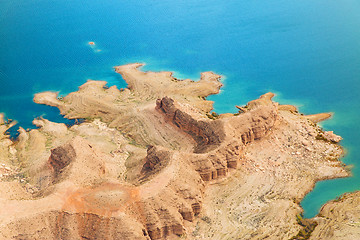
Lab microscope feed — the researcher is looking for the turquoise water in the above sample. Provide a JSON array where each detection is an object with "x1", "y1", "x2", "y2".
[{"x1": 1, "y1": 0, "x2": 360, "y2": 218}]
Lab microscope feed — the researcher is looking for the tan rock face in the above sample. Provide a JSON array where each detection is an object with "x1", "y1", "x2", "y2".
[
  {"x1": 310, "y1": 191, "x2": 360, "y2": 240},
  {"x1": 0, "y1": 64, "x2": 351, "y2": 239}
]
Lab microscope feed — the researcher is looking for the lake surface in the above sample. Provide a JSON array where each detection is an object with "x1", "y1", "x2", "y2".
[{"x1": 1, "y1": 0, "x2": 360, "y2": 218}]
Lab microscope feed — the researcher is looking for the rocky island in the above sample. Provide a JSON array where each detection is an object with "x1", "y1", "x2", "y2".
[{"x1": 0, "y1": 63, "x2": 357, "y2": 239}]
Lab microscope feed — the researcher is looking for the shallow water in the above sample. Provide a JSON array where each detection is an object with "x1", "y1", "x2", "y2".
[{"x1": 1, "y1": 0, "x2": 360, "y2": 218}]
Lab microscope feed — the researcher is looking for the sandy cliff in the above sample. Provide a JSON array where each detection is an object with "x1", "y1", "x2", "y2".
[{"x1": 0, "y1": 64, "x2": 355, "y2": 239}]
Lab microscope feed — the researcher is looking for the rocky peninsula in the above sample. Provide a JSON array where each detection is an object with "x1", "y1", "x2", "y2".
[{"x1": 0, "y1": 63, "x2": 357, "y2": 239}]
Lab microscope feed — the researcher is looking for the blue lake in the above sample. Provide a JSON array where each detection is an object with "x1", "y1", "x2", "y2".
[{"x1": 1, "y1": 0, "x2": 360, "y2": 218}]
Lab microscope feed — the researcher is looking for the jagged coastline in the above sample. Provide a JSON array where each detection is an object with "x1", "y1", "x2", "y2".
[{"x1": 0, "y1": 63, "x2": 355, "y2": 239}]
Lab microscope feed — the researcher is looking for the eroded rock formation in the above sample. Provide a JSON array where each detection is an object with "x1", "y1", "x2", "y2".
[
  {"x1": 156, "y1": 96, "x2": 225, "y2": 153},
  {"x1": 0, "y1": 64, "x2": 354, "y2": 240},
  {"x1": 49, "y1": 144, "x2": 76, "y2": 180}
]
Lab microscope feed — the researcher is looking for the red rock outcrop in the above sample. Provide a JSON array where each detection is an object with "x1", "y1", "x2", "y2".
[
  {"x1": 190, "y1": 141, "x2": 243, "y2": 181},
  {"x1": 48, "y1": 144, "x2": 76, "y2": 180},
  {"x1": 156, "y1": 97, "x2": 225, "y2": 153},
  {"x1": 1, "y1": 210, "x2": 150, "y2": 240},
  {"x1": 155, "y1": 94, "x2": 277, "y2": 182},
  {"x1": 227, "y1": 102, "x2": 278, "y2": 145},
  {"x1": 140, "y1": 145, "x2": 172, "y2": 182}
]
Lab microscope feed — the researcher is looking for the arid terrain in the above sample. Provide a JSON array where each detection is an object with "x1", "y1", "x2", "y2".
[{"x1": 0, "y1": 63, "x2": 357, "y2": 239}]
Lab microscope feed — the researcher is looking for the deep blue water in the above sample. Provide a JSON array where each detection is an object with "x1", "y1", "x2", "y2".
[{"x1": 1, "y1": 0, "x2": 360, "y2": 218}]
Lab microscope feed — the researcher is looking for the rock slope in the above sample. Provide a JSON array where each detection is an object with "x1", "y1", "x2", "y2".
[{"x1": 310, "y1": 191, "x2": 360, "y2": 240}]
